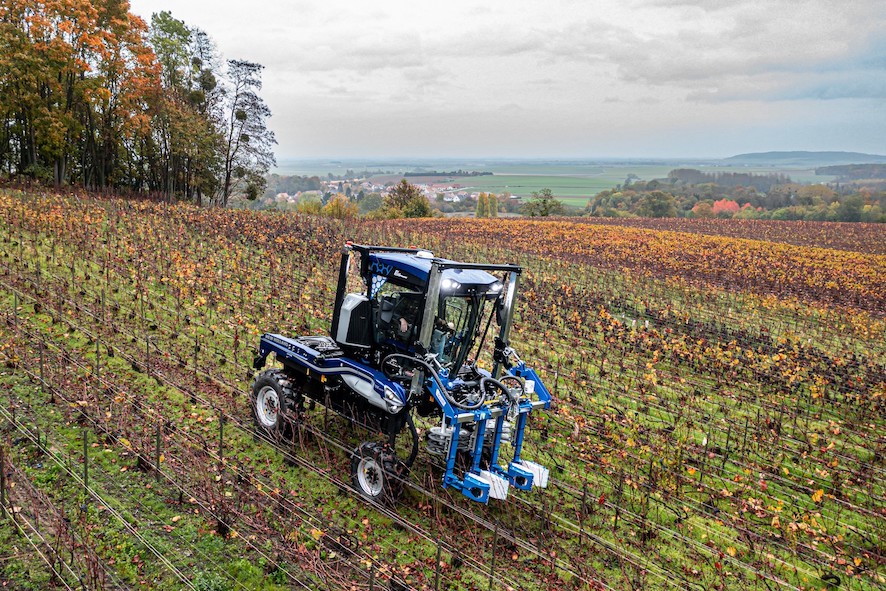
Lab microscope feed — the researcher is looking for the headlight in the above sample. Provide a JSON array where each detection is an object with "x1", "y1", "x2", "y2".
[
  {"x1": 441, "y1": 278, "x2": 461, "y2": 291},
  {"x1": 383, "y1": 385, "x2": 404, "y2": 412},
  {"x1": 490, "y1": 281, "x2": 503, "y2": 292}
]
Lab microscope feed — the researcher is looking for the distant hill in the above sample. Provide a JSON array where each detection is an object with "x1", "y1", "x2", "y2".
[
  {"x1": 724, "y1": 151, "x2": 886, "y2": 166},
  {"x1": 815, "y1": 163, "x2": 886, "y2": 181}
]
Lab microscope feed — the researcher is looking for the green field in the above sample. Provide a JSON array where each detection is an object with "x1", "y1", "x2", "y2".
[
  {"x1": 451, "y1": 173, "x2": 660, "y2": 200},
  {"x1": 276, "y1": 159, "x2": 837, "y2": 205}
]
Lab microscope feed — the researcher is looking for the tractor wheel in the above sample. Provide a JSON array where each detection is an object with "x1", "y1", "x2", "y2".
[
  {"x1": 350, "y1": 442, "x2": 405, "y2": 503},
  {"x1": 250, "y1": 369, "x2": 300, "y2": 442}
]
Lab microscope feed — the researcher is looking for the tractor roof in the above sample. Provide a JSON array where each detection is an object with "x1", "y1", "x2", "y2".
[{"x1": 368, "y1": 251, "x2": 501, "y2": 291}]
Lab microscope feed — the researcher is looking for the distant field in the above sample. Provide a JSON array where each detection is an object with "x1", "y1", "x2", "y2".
[
  {"x1": 450, "y1": 173, "x2": 650, "y2": 198},
  {"x1": 279, "y1": 159, "x2": 837, "y2": 202},
  {"x1": 370, "y1": 166, "x2": 677, "y2": 201}
]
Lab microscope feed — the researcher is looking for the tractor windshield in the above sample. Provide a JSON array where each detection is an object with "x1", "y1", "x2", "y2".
[{"x1": 431, "y1": 294, "x2": 497, "y2": 371}]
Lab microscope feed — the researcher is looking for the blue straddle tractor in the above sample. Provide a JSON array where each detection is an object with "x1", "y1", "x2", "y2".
[{"x1": 250, "y1": 243, "x2": 551, "y2": 504}]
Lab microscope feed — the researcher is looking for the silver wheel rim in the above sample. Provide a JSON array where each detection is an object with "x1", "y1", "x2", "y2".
[
  {"x1": 256, "y1": 385, "x2": 280, "y2": 428},
  {"x1": 357, "y1": 457, "x2": 384, "y2": 497}
]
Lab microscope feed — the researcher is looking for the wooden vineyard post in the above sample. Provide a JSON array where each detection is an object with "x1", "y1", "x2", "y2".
[
  {"x1": 488, "y1": 522, "x2": 498, "y2": 591},
  {"x1": 218, "y1": 411, "x2": 224, "y2": 470},
  {"x1": 39, "y1": 340, "x2": 44, "y2": 397},
  {"x1": 155, "y1": 424, "x2": 162, "y2": 481},
  {"x1": 614, "y1": 468, "x2": 624, "y2": 532},
  {"x1": 82, "y1": 430, "x2": 89, "y2": 498},
  {"x1": 192, "y1": 334, "x2": 199, "y2": 404},
  {"x1": 699, "y1": 431, "x2": 710, "y2": 486},
  {"x1": 754, "y1": 407, "x2": 761, "y2": 451},
  {"x1": 776, "y1": 402, "x2": 785, "y2": 444},
  {"x1": 0, "y1": 444, "x2": 6, "y2": 519},
  {"x1": 721, "y1": 423, "x2": 732, "y2": 470},
  {"x1": 434, "y1": 540, "x2": 442, "y2": 591}
]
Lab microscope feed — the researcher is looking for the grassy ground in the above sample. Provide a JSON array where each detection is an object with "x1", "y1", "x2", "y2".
[{"x1": 0, "y1": 189, "x2": 882, "y2": 590}]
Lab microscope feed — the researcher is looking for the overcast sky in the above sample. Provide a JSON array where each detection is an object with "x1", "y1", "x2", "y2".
[{"x1": 128, "y1": 0, "x2": 885, "y2": 160}]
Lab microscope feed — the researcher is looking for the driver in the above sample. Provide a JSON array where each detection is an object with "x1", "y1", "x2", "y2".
[
  {"x1": 393, "y1": 295, "x2": 420, "y2": 343},
  {"x1": 430, "y1": 317, "x2": 456, "y2": 358}
]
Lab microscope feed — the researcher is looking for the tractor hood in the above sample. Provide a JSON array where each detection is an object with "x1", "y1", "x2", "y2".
[{"x1": 368, "y1": 252, "x2": 502, "y2": 295}]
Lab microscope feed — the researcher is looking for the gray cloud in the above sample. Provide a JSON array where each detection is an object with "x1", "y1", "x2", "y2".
[{"x1": 130, "y1": 0, "x2": 886, "y2": 158}]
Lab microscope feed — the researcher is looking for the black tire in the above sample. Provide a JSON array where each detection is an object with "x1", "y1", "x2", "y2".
[
  {"x1": 350, "y1": 442, "x2": 405, "y2": 503},
  {"x1": 250, "y1": 369, "x2": 300, "y2": 442}
]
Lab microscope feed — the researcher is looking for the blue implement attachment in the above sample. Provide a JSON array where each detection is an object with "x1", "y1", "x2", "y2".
[{"x1": 427, "y1": 359, "x2": 552, "y2": 503}]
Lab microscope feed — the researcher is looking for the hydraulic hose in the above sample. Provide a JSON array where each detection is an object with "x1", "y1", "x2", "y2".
[
  {"x1": 381, "y1": 353, "x2": 488, "y2": 411},
  {"x1": 479, "y1": 376, "x2": 521, "y2": 412},
  {"x1": 404, "y1": 412, "x2": 419, "y2": 468}
]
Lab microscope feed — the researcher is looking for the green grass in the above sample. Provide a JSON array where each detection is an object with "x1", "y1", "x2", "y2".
[{"x1": 0, "y1": 190, "x2": 882, "y2": 590}]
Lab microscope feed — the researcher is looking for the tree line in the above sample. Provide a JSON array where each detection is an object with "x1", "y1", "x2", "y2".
[
  {"x1": 587, "y1": 171, "x2": 885, "y2": 222},
  {"x1": 668, "y1": 169, "x2": 790, "y2": 193},
  {"x1": 0, "y1": 1, "x2": 275, "y2": 206}
]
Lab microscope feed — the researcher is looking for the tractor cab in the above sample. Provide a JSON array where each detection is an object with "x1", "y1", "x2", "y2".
[{"x1": 331, "y1": 245, "x2": 507, "y2": 376}]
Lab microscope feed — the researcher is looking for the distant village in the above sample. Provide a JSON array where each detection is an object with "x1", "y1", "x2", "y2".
[{"x1": 267, "y1": 175, "x2": 519, "y2": 208}]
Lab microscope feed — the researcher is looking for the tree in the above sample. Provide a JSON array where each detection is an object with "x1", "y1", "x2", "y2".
[
  {"x1": 636, "y1": 191, "x2": 677, "y2": 218},
  {"x1": 522, "y1": 188, "x2": 564, "y2": 217},
  {"x1": 690, "y1": 201, "x2": 715, "y2": 218},
  {"x1": 150, "y1": 11, "x2": 191, "y2": 89},
  {"x1": 711, "y1": 198, "x2": 740, "y2": 217},
  {"x1": 295, "y1": 195, "x2": 322, "y2": 215},
  {"x1": 475, "y1": 192, "x2": 499, "y2": 218},
  {"x1": 148, "y1": 12, "x2": 222, "y2": 203},
  {"x1": 834, "y1": 195, "x2": 864, "y2": 222},
  {"x1": 383, "y1": 179, "x2": 433, "y2": 218},
  {"x1": 322, "y1": 194, "x2": 358, "y2": 219},
  {"x1": 358, "y1": 192, "x2": 383, "y2": 215},
  {"x1": 219, "y1": 59, "x2": 276, "y2": 206},
  {"x1": 0, "y1": 2, "x2": 276, "y2": 206},
  {"x1": 476, "y1": 192, "x2": 487, "y2": 217},
  {"x1": 0, "y1": 0, "x2": 159, "y2": 186}
]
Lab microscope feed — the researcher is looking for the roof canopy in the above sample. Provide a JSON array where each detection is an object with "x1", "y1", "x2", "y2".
[{"x1": 367, "y1": 252, "x2": 501, "y2": 292}]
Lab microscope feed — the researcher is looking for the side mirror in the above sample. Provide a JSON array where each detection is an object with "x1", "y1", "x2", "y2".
[
  {"x1": 493, "y1": 336, "x2": 512, "y2": 369},
  {"x1": 495, "y1": 297, "x2": 505, "y2": 326}
]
